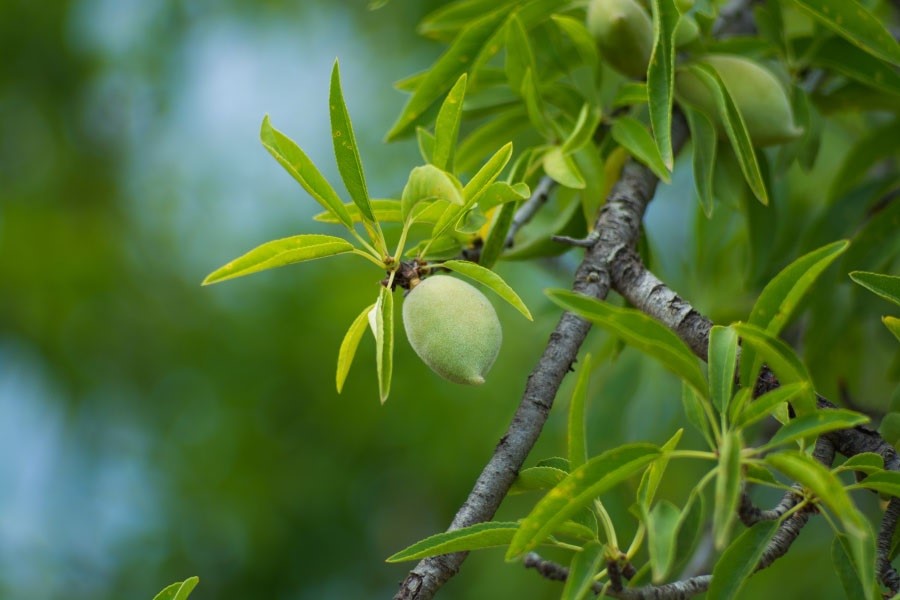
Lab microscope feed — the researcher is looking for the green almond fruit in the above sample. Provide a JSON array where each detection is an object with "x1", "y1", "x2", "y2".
[
  {"x1": 402, "y1": 275, "x2": 502, "y2": 385},
  {"x1": 676, "y1": 54, "x2": 803, "y2": 147},
  {"x1": 587, "y1": 0, "x2": 654, "y2": 79}
]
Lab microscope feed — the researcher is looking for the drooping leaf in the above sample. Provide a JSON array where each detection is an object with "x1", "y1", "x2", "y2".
[
  {"x1": 760, "y1": 409, "x2": 869, "y2": 451},
  {"x1": 648, "y1": 0, "x2": 679, "y2": 170},
  {"x1": 787, "y1": 0, "x2": 900, "y2": 66},
  {"x1": 713, "y1": 429, "x2": 742, "y2": 549},
  {"x1": 707, "y1": 521, "x2": 779, "y2": 600},
  {"x1": 202, "y1": 235, "x2": 355, "y2": 285},
  {"x1": 646, "y1": 501, "x2": 681, "y2": 583},
  {"x1": 568, "y1": 353, "x2": 593, "y2": 471},
  {"x1": 560, "y1": 541, "x2": 604, "y2": 600},
  {"x1": 330, "y1": 61, "x2": 374, "y2": 222},
  {"x1": 432, "y1": 74, "x2": 468, "y2": 171},
  {"x1": 708, "y1": 325, "x2": 738, "y2": 416},
  {"x1": 336, "y1": 302, "x2": 376, "y2": 393},
  {"x1": 152, "y1": 577, "x2": 199, "y2": 600},
  {"x1": 376, "y1": 286, "x2": 394, "y2": 404},
  {"x1": 506, "y1": 444, "x2": 660, "y2": 559},
  {"x1": 546, "y1": 290, "x2": 708, "y2": 398},
  {"x1": 440, "y1": 260, "x2": 532, "y2": 319},
  {"x1": 850, "y1": 271, "x2": 900, "y2": 307},
  {"x1": 387, "y1": 521, "x2": 519, "y2": 562},
  {"x1": 684, "y1": 106, "x2": 717, "y2": 217},
  {"x1": 260, "y1": 116, "x2": 353, "y2": 229},
  {"x1": 610, "y1": 116, "x2": 671, "y2": 183}
]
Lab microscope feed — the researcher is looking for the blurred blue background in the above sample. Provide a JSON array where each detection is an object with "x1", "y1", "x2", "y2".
[{"x1": 1, "y1": 1, "x2": 897, "y2": 599}]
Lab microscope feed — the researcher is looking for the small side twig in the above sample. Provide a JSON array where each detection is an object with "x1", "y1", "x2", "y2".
[{"x1": 504, "y1": 175, "x2": 556, "y2": 248}]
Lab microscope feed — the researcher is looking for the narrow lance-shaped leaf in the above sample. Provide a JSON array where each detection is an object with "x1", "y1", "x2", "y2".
[
  {"x1": 734, "y1": 382, "x2": 810, "y2": 428},
  {"x1": 568, "y1": 353, "x2": 593, "y2": 471},
  {"x1": 682, "y1": 383, "x2": 717, "y2": 449},
  {"x1": 260, "y1": 116, "x2": 353, "y2": 229},
  {"x1": 646, "y1": 501, "x2": 681, "y2": 583},
  {"x1": 561, "y1": 104, "x2": 603, "y2": 155},
  {"x1": 432, "y1": 74, "x2": 467, "y2": 171},
  {"x1": 884, "y1": 316, "x2": 900, "y2": 343},
  {"x1": 506, "y1": 444, "x2": 660, "y2": 559},
  {"x1": 546, "y1": 290, "x2": 708, "y2": 399},
  {"x1": 648, "y1": 0, "x2": 679, "y2": 170},
  {"x1": 505, "y1": 14, "x2": 538, "y2": 94},
  {"x1": 611, "y1": 116, "x2": 671, "y2": 183},
  {"x1": 708, "y1": 325, "x2": 738, "y2": 417},
  {"x1": 330, "y1": 60, "x2": 374, "y2": 223},
  {"x1": 386, "y1": 522, "x2": 520, "y2": 562},
  {"x1": 315, "y1": 199, "x2": 405, "y2": 225},
  {"x1": 713, "y1": 429, "x2": 742, "y2": 549},
  {"x1": 336, "y1": 302, "x2": 376, "y2": 393},
  {"x1": 639, "y1": 428, "x2": 684, "y2": 508},
  {"x1": 203, "y1": 235, "x2": 355, "y2": 285},
  {"x1": 521, "y1": 68, "x2": 552, "y2": 137},
  {"x1": 153, "y1": 577, "x2": 200, "y2": 600},
  {"x1": 682, "y1": 64, "x2": 767, "y2": 205},
  {"x1": 440, "y1": 260, "x2": 532, "y2": 320},
  {"x1": 850, "y1": 271, "x2": 900, "y2": 307},
  {"x1": 684, "y1": 106, "x2": 717, "y2": 217},
  {"x1": 417, "y1": 126, "x2": 436, "y2": 164},
  {"x1": 561, "y1": 541, "x2": 605, "y2": 600},
  {"x1": 760, "y1": 409, "x2": 869, "y2": 452},
  {"x1": 832, "y1": 533, "x2": 867, "y2": 600},
  {"x1": 787, "y1": 0, "x2": 900, "y2": 66},
  {"x1": 707, "y1": 521, "x2": 779, "y2": 600},
  {"x1": 550, "y1": 14, "x2": 598, "y2": 68},
  {"x1": 375, "y1": 286, "x2": 394, "y2": 404}
]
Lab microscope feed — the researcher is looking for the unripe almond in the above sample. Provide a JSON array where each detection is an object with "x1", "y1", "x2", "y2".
[
  {"x1": 402, "y1": 275, "x2": 501, "y2": 385},
  {"x1": 587, "y1": 0, "x2": 654, "y2": 79},
  {"x1": 676, "y1": 54, "x2": 803, "y2": 147}
]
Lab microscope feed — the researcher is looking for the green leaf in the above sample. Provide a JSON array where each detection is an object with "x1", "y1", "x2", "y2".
[
  {"x1": 388, "y1": 11, "x2": 506, "y2": 140},
  {"x1": 152, "y1": 577, "x2": 199, "y2": 600},
  {"x1": 457, "y1": 107, "x2": 529, "y2": 174},
  {"x1": 203, "y1": 235, "x2": 355, "y2": 285},
  {"x1": 802, "y1": 36, "x2": 900, "y2": 97},
  {"x1": 568, "y1": 353, "x2": 593, "y2": 472},
  {"x1": 505, "y1": 14, "x2": 538, "y2": 94},
  {"x1": 613, "y1": 82, "x2": 649, "y2": 107},
  {"x1": 551, "y1": 14, "x2": 599, "y2": 68},
  {"x1": 506, "y1": 444, "x2": 660, "y2": 559},
  {"x1": 732, "y1": 323, "x2": 816, "y2": 416},
  {"x1": 639, "y1": 429, "x2": 684, "y2": 508},
  {"x1": 672, "y1": 489, "x2": 706, "y2": 575},
  {"x1": 835, "y1": 452, "x2": 884, "y2": 475},
  {"x1": 543, "y1": 147, "x2": 586, "y2": 189},
  {"x1": 681, "y1": 64, "x2": 767, "y2": 204},
  {"x1": 561, "y1": 104, "x2": 602, "y2": 154},
  {"x1": 521, "y1": 68, "x2": 552, "y2": 136},
  {"x1": 546, "y1": 290, "x2": 708, "y2": 398},
  {"x1": 463, "y1": 142, "x2": 514, "y2": 205},
  {"x1": 832, "y1": 533, "x2": 867, "y2": 600},
  {"x1": 336, "y1": 302, "x2": 376, "y2": 393},
  {"x1": 375, "y1": 286, "x2": 394, "y2": 404},
  {"x1": 610, "y1": 116, "x2": 671, "y2": 183},
  {"x1": 885, "y1": 316, "x2": 900, "y2": 343},
  {"x1": 734, "y1": 382, "x2": 810, "y2": 428},
  {"x1": 853, "y1": 471, "x2": 900, "y2": 497},
  {"x1": 648, "y1": 0, "x2": 679, "y2": 170},
  {"x1": 417, "y1": 0, "x2": 519, "y2": 41},
  {"x1": 684, "y1": 106, "x2": 717, "y2": 217},
  {"x1": 560, "y1": 541, "x2": 604, "y2": 600},
  {"x1": 713, "y1": 429, "x2": 742, "y2": 549},
  {"x1": 477, "y1": 181, "x2": 530, "y2": 213},
  {"x1": 829, "y1": 120, "x2": 900, "y2": 202},
  {"x1": 259, "y1": 116, "x2": 353, "y2": 229},
  {"x1": 708, "y1": 325, "x2": 738, "y2": 417},
  {"x1": 401, "y1": 165, "x2": 464, "y2": 220},
  {"x1": 682, "y1": 383, "x2": 716, "y2": 449},
  {"x1": 481, "y1": 202, "x2": 517, "y2": 269},
  {"x1": 537, "y1": 456, "x2": 571, "y2": 471},
  {"x1": 510, "y1": 466, "x2": 568, "y2": 494},
  {"x1": 850, "y1": 271, "x2": 900, "y2": 307},
  {"x1": 330, "y1": 61, "x2": 373, "y2": 222},
  {"x1": 708, "y1": 521, "x2": 778, "y2": 600},
  {"x1": 417, "y1": 126, "x2": 436, "y2": 163},
  {"x1": 387, "y1": 521, "x2": 519, "y2": 562},
  {"x1": 749, "y1": 241, "x2": 850, "y2": 332},
  {"x1": 440, "y1": 260, "x2": 532, "y2": 320},
  {"x1": 433, "y1": 74, "x2": 468, "y2": 171},
  {"x1": 314, "y1": 199, "x2": 403, "y2": 224},
  {"x1": 646, "y1": 501, "x2": 681, "y2": 582},
  {"x1": 787, "y1": 0, "x2": 900, "y2": 66},
  {"x1": 760, "y1": 409, "x2": 869, "y2": 452}
]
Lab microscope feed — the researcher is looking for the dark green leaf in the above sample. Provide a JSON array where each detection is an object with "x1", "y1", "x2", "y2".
[
  {"x1": 433, "y1": 74, "x2": 467, "y2": 171},
  {"x1": 387, "y1": 521, "x2": 519, "y2": 562},
  {"x1": 537, "y1": 456, "x2": 571, "y2": 471},
  {"x1": 836, "y1": 453, "x2": 884, "y2": 475},
  {"x1": 761, "y1": 409, "x2": 869, "y2": 451},
  {"x1": 648, "y1": 0, "x2": 679, "y2": 170},
  {"x1": 521, "y1": 68, "x2": 552, "y2": 136},
  {"x1": 505, "y1": 15, "x2": 538, "y2": 94},
  {"x1": 802, "y1": 36, "x2": 900, "y2": 97},
  {"x1": 611, "y1": 116, "x2": 671, "y2": 183},
  {"x1": 672, "y1": 489, "x2": 706, "y2": 575},
  {"x1": 546, "y1": 290, "x2": 708, "y2": 398},
  {"x1": 734, "y1": 383, "x2": 810, "y2": 428},
  {"x1": 832, "y1": 533, "x2": 867, "y2": 600},
  {"x1": 506, "y1": 444, "x2": 660, "y2": 559},
  {"x1": 510, "y1": 466, "x2": 568, "y2": 494},
  {"x1": 336, "y1": 302, "x2": 376, "y2": 393},
  {"x1": 713, "y1": 429, "x2": 742, "y2": 549},
  {"x1": 708, "y1": 521, "x2": 778, "y2": 600},
  {"x1": 646, "y1": 501, "x2": 681, "y2": 582},
  {"x1": 330, "y1": 61, "x2": 373, "y2": 222},
  {"x1": 480, "y1": 202, "x2": 517, "y2": 268},
  {"x1": 551, "y1": 14, "x2": 599, "y2": 68},
  {"x1": 639, "y1": 429, "x2": 684, "y2": 508},
  {"x1": 203, "y1": 235, "x2": 355, "y2": 285},
  {"x1": 259, "y1": 116, "x2": 352, "y2": 229},
  {"x1": 853, "y1": 471, "x2": 900, "y2": 497},
  {"x1": 708, "y1": 325, "x2": 738, "y2": 417},
  {"x1": 850, "y1": 271, "x2": 900, "y2": 307},
  {"x1": 684, "y1": 106, "x2": 717, "y2": 217},
  {"x1": 787, "y1": 0, "x2": 900, "y2": 66},
  {"x1": 561, "y1": 541, "x2": 604, "y2": 600},
  {"x1": 829, "y1": 120, "x2": 900, "y2": 202},
  {"x1": 682, "y1": 383, "x2": 717, "y2": 449},
  {"x1": 440, "y1": 260, "x2": 532, "y2": 319}
]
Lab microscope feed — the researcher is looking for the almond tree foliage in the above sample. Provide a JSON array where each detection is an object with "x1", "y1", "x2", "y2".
[{"x1": 161, "y1": 0, "x2": 899, "y2": 598}]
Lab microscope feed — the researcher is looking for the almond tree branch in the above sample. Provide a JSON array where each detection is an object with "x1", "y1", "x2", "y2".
[{"x1": 392, "y1": 118, "x2": 689, "y2": 600}]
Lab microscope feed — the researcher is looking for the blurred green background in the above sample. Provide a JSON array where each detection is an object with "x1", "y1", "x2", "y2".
[{"x1": 1, "y1": 1, "x2": 897, "y2": 599}]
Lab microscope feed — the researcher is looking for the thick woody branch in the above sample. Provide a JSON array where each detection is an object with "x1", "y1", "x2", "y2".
[{"x1": 393, "y1": 120, "x2": 689, "y2": 600}]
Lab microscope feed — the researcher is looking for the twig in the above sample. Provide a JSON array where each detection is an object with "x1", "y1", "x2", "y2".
[{"x1": 504, "y1": 175, "x2": 556, "y2": 248}]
